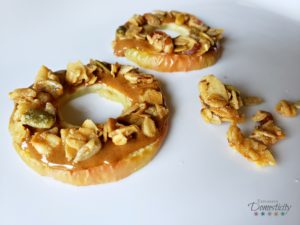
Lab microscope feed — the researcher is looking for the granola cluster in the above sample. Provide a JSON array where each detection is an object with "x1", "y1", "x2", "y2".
[
  {"x1": 275, "y1": 99, "x2": 299, "y2": 117},
  {"x1": 9, "y1": 60, "x2": 168, "y2": 164},
  {"x1": 115, "y1": 10, "x2": 223, "y2": 55},
  {"x1": 227, "y1": 111, "x2": 285, "y2": 166},
  {"x1": 199, "y1": 74, "x2": 262, "y2": 124},
  {"x1": 198, "y1": 75, "x2": 286, "y2": 167}
]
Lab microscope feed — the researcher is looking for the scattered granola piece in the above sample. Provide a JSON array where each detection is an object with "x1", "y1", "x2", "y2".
[
  {"x1": 227, "y1": 110, "x2": 284, "y2": 166},
  {"x1": 275, "y1": 100, "x2": 298, "y2": 117},
  {"x1": 227, "y1": 124, "x2": 275, "y2": 166},
  {"x1": 250, "y1": 111, "x2": 285, "y2": 145},
  {"x1": 199, "y1": 75, "x2": 261, "y2": 124}
]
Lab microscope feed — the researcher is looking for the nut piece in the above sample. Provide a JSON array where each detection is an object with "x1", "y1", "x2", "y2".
[
  {"x1": 121, "y1": 103, "x2": 144, "y2": 117},
  {"x1": 187, "y1": 15, "x2": 204, "y2": 29},
  {"x1": 206, "y1": 28, "x2": 224, "y2": 41},
  {"x1": 250, "y1": 111, "x2": 285, "y2": 146},
  {"x1": 144, "y1": 13, "x2": 161, "y2": 27},
  {"x1": 225, "y1": 85, "x2": 243, "y2": 110},
  {"x1": 21, "y1": 109, "x2": 56, "y2": 129},
  {"x1": 35, "y1": 65, "x2": 61, "y2": 83},
  {"x1": 124, "y1": 71, "x2": 154, "y2": 84},
  {"x1": 61, "y1": 120, "x2": 102, "y2": 162},
  {"x1": 251, "y1": 110, "x2": 273, "y2": 123},
  {"x1": 93, "y1": 60, "x2": 111, "y2": 74},
  {"x1": 128, "y1": 14, "x2": 145, "y2": 26},
  {"x1": 108, "y1": 125, "x2": 139, "y2": 145},
  {"x1": 210, "y1": 106, "x2": 243, "y2": 123},
  {"x1": 201, "y1": 108, "x2": 221, "y2": 125},
  {"x1": 205, "y1": 94, "x2": 228, "y2": 108},
  {"x1": 142, "y1": 116, "x2": 157, "y2": 137},
  {"x1": 31, "y1": 131, "x2": 61, "y2": 156},
  {"x1": 275, "y1": 100, "x2": 297, "y2": 117},
  {"x1": 111, "y1": 134, "x2": 128, "y2": 146},
  {"x1": 175, "y1": 13, "x2": 186, "y2": 25},
  {"x1": 174, "y1": 36, "x2": 198, "y2": 54},
  {"x1": 66, "y1": 61, "x2": 89, "y2": 85},
  {"x1": 144, "y1": 104, "x2": 169, "y2": 119},
  {"x1": 33, "y1": 65, "x2": 63, "y2": 98},
  {"x1": 146, "y1": 31, "x2": 174, "y2": 53},
  {"x1": 155, "y1": 104, "x2": 169, "y2": 119},
  {"x1": 82, "y1": 119, "x2": 99, "y2": 133},
  {"x1": 119, "y1": 103, "x2": 148, "y2": 126},
  {"x1": 103, "y1": 118, "x2": 117, "y2": 142},
  {"x1": 227, "y1": 124, "x2": 275, "y2": 166},
  {"x1": 35, "y1": 65, "x2": 51, "y2": 82},
  {"x1": 45, "y1": 102, "x2": 56, "y2": 115},
  {"x1": 73, "y1": 137, "x2": 102, "y2": 163},
  {"x1": 110, "y1": 63, "x2": 120, "y2": 77},
  {"x1": 37, "y1": 92, "x2": 52, "y2": 103},
  {"x1": 9, "y1": 88, "x2": 37, "y2": 103},
  {"x1": 34, "y1": 80, "x2": 63, "y2": 98},
  {"x1": 140, "y1": 89, "x2": 163, "y2": 105},
  {"x1": 118, "y1": 65, "x2": 135, "y2": 75},
  {"x1": 199, "y1": 75, "x2": 228, "y2": 103},
  {"x1": 125, "y1": 25, "x2": 143, "y2": 38},
  {"x1": 62, "y1": 129, "x2": 85, "y2": 161}
]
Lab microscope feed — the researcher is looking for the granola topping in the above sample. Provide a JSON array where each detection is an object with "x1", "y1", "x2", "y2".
[
  {"x1": 9, "y1": 60, "x2": 169, "y2": 168},
  {"x1": 114, "y1": 10, "x2": 223, "y2": 55}
]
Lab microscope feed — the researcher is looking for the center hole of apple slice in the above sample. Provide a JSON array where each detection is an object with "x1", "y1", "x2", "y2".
[
  {"x1": 59, "y1": 93, "x2": 123, "y2": 126},
  {"x1": 158, "y1": 23, "x2": 190, "y2": 37},
  {"x1": 57, "y1": 84, "x2": 127, "y2": 127}
]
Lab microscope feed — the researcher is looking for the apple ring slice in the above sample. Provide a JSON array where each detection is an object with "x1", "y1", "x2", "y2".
[
  {"x1": 9, "y1": 60, "x2": 169, "y2": 185},
  {"x1": 113, "y1": 10, "x2": 223, "y2": 72}
]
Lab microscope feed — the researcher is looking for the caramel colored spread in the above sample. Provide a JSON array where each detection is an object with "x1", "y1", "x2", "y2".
[
  {"x1": 24, "y1": 130, "x2": 161, "y2": 171},
  {"x1": 10, "y1": 60, "x2": 169, "y2": 171},
  {"x1": 113, "y1": 11, "x2": 223, "y2": 58},
  {"x1": 113, "y1": 39, "x2": 156, "y2": 56}
]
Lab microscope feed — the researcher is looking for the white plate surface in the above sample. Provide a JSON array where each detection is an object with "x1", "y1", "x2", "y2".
[{"x1": 0, "y1": 0, "x2": 300, "y2": 225}]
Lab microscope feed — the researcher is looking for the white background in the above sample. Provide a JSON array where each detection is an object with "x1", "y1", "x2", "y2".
[{"x1": 0, "y1": 0, "x2": 300, "y2": 225}]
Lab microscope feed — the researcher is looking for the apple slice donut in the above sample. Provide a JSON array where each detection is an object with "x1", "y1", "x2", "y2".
[
  {"x1": 113, "y1": 10, "x2": 223, "y2": 72},
  {"x1": 9, "y1": 60, "x2": 169, "y2": 185}
]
